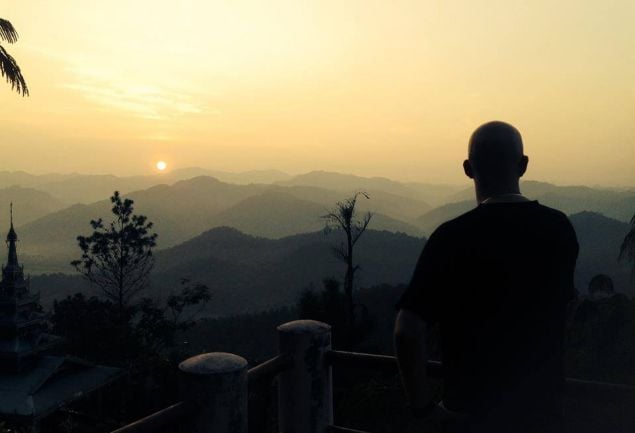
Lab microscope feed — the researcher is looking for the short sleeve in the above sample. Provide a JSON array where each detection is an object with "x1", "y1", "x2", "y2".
[{"x1": 396, "y1": 226, "x2": 450, "y2": 324}]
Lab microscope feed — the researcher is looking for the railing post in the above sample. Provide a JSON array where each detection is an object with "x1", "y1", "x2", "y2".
[
  {"x1": 277, "y1": 320, "x2": 333, "y2": 433},
  {"x1": 179, "y1": 352, "x2": 248, "y2": 433}
]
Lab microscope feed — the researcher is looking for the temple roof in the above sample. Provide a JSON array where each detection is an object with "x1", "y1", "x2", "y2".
[
  {"x1": 0, "y1": 334, "x2": 61, "y2": 357},
  {"x1": 0, "y1": 356, "x2": 121, "y2": 419},
  {"x1": 0, "y1": 204, "x2": 121, "y2": 424}
]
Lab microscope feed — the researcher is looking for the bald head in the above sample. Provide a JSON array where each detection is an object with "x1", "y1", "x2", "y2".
[{"x1": 465, "y1": 121, "x2": 527, "y2": 184}]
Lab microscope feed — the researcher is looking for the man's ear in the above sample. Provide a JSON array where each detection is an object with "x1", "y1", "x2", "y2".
[
  {"x1": 463, "y1": 159, "x2": 474, "y2": 179},
  {"x1": 518, "y1": 155, "x2": 529, "y2": 178}
]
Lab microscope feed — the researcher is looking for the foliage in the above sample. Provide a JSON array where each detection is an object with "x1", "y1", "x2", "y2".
[
  {"x1": 298, "y1": 278, "x2": 372, "y2": 348},
  {"x1": 566, "y1": 291, "x2": 635, "y2": 384},
  {"x1": 619, "y1": 213, "x2": 635, "y2": 281},
  {"x1": 298, "y1": 278, "x2": 349, "y2": 344},
  {"x1": 136, "y1": 278, "x2": 212, "y2": 353},
  {"x1": 52, "y1": 278, "x2": 211, "y2": 366},
  {"x1": 0, "y1": 18, "x2": 28, "y2": 96},
  {"x1": 180, "y1": 307, "x2": 295, "y2": 364},
  {"x1": 52, "y1": 293, "x2": 135, "y2": 363},
  {"x1": 72, "y1": 191, "x2": 158, "y2": 311},
  {"x1": 0, "y1": 421, "x2": 27, "y2": 433},
  {"x1": 322, "y1": 192, "x2": 372, "y2": 328},
  {"x1": 165, "y1": 278, "x2": 212, "y2": 326}
]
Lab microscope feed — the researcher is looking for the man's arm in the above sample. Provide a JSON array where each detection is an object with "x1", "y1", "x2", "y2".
[{"x1": 394, "y1": 309, "x2": 437, "y2": 410}]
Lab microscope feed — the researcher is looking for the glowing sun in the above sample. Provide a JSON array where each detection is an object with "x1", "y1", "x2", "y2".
[{"x1": 156, "y1": 161, "x2": 167, "y2": 171}]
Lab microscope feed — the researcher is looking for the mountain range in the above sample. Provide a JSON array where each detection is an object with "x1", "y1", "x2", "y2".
[
  {"x1": 29, "y1": 211, "x2": 633, "y2": 316},
  {"x1": 0, "y1": 168, "x2": 292, "y2": 204},
  {"x1": 13, "y1": 175, "x2": 430, "y2": 273},
  {"x1": 417, "y1": 180, "x2": 635, "y2": 235},
  {"x1": 32, "y1": 228, "x2": 425, "y2": 315},
  {"x1": 0, "y1": 186, "x2": 66, "y2": 230},
  {"x1": 0, "y1": 168, "x2": 631, "y2": 313}
]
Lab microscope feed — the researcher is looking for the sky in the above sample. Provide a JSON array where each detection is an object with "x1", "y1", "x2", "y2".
[{"x1": 1, "y1": 0, "x2": 634, "y2": 186}]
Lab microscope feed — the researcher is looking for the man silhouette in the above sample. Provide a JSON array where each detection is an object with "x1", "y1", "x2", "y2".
[{"x1": 394, "y1": 121, "x2": 579, "y2": 433}]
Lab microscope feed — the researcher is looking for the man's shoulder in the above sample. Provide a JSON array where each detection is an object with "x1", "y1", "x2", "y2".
[
  {"x1": 428, "y1": 206, "x2": 480, "y2": 239},
  {"x1": 431, "y1": 201, "x2": 573, "y2": 237},
  {"x1": 529, "y1": 202, "x2": 576, "y2": 233},
  {"x1": 530, "y1": 201, "x2": 570, "y2": 221}
]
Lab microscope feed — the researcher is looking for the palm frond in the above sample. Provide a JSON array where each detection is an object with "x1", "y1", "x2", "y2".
[
  {"x1": 0, "y1": 45, "x2": 28, "y2": 96},
  {"x1": 619, "y1": 216, "x2": 635, "y2": 281},
  {"x1": 0, "y1": 19, "x2": 19, "y2": 44}
]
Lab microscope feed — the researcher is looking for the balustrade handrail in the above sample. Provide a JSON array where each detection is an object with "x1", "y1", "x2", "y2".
[
  {"x1": 110, "y1": 320, "x2": 635, "y2": 433},
  {"x1": 326, "y1": 350, "x2": 635, "y2": 396},
  {"x1": 328, "y1": 425, "x2": 371, "y2": 433},
  {"x1": 326, "y1": 349, "x2": 443, "y2": 377},
  {"x1": 109, "y1": 401, "x2": 195, "y2": 433},
  {"x1": 109, "y1": 354, "x2": 293, "y2": 433},
  {"x1": 247, "y1": 353, "x2": 293, "y2": 385}
]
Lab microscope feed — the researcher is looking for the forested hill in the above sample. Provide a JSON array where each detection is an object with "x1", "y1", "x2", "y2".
[
  {"x1": 30, "y1": 211, "x2": 632, "y2": 316},
  {"x1": 0, "y1": 186, "x2": 66, "y2": 229},
  {"x1": 32, "y1": 228, "x2": 425, "y2": 316},
  {"x1": 419, "y1": 180, "x2": 635, "y2": 234},
  {"x1": 15, "y1": 176, "x2": 426, "y2": 273},
  {"x1": 570, "y1": 212, "x2": 632, "y2": 292},
  {"x1": 150, "y1": 227, "x2": 425, "y2": 316}
]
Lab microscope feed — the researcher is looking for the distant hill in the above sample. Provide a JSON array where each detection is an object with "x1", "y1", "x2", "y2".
[
  {"x1": 0, "y1": 168, "x2": 291, "y2": 204},
  {"x1": 15, "y1": 177, "x2": 424, "y2": 271},
  {"x1": 278, "y1": 170, "x2": 463, "y2": 207},
  {"x1": 0, "y1": 171, "x2": 75, "y2": 189},
  {"x1": 168, "y1": 167, "x2": 292, "y2": 185},
  {"x1": 569, "y1": 212, "x2": 632, "y2": 294},
  {"x1": 416, "y1": 181, "x2": 635, "y2": 235},
  {"x1": 448, "y1": 181, "x2": 635, "y2": 221},
  {"x1": 0, "y1": 171, "x2": 158, "y2": 203},
  {"x1": 17, "y1": 203, "x2": 107, "y2": 273},
  {"x1": 415, "y1": 200, "x2": 475, "y2": 235},
  {"x1": 27, "y1": 212, "x2": 633, "y2": 315},
  {"x1": 0, "y1": 186, "x2": 66, "y2": 229},
  {"x1": 17, "y1": 177, "x2": 263, "y2": 261},
  {"x1": 30, "y1": 227, "x2": 426, "y2": 315},
  {"x1": 266, "y1": 184, "x2": 431, "y2": 221},
  {"x1": 149, "y1": 227, "x2": 425, "y2": 316},
  {"x1": 209, "y1": 191, "x2": 422, "y2": 239}
]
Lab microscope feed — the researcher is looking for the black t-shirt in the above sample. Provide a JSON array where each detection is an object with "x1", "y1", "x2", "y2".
[{"x1": 397, "y1": 200, "x2": 579, "y2": 418}]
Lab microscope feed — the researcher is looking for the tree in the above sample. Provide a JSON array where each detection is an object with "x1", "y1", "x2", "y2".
[
  {"x1": 53, "y1": 277, "x2": 211, "y2": 365},
  {"x1": 322, "y1": 192, "x2": 372, "y2": 324},
  {"x1": 619, "y1": 214, "x2": 635, "y2": 281},
  {"x1": 0, "y1": 18, "x2": 28, "y2": 96},
  {"x1": 72, "y1": 191, "x2": 158, "y2": 312},
  {"x1": 298, "y1": 278, "x2": 349, "y2": 346}
]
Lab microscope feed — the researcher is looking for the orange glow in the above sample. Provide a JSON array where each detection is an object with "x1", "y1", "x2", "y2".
[{"x1": 2, "y1": 1, "x2": 634, "y2": 186}]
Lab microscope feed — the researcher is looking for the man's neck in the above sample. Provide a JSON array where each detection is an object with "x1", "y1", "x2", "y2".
[{"x1": 475, "y1": 182, "x2": 522, "y2": 204}]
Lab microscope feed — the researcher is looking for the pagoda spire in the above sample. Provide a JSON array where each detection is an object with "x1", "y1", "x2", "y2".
[{"x1": 6, "y1": 202, "x2": 19, "y2": 268}]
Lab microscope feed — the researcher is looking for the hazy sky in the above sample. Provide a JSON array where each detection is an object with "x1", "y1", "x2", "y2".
[{"x1": 1, "y1": 1, "x2": 634, "y2": 185}]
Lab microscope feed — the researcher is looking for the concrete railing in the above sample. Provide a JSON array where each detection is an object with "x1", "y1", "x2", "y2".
[{"x1": 111, "y1": 319, "x2": 635, "y2": 433}]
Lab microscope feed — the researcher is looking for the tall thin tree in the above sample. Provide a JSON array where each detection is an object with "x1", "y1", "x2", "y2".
[
  {"x1": 323, "y1": 192, "x2": 372, "y2": 322},
  {"x1": 0, "y1": 18, "x2": 28, "y2": 96}
]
